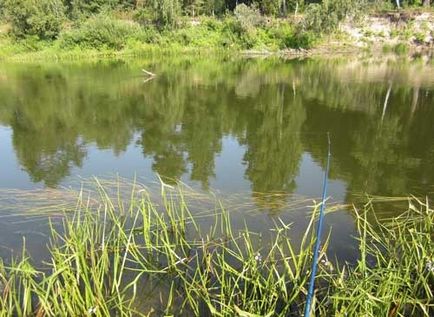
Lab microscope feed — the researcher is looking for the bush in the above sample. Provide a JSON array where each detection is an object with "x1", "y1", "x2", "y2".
[
  {"x1": 303, "y1": 3, "x2": 338, "y2": 34},
  {"x1": 292, "y1": 31, "x2": 317, "y2": 48},
  {"x1": 59, "y1": 15, "x2": 147, "y2": 49},
  {"x1": 234, "y1": 4, "x2": 264, "y2": 32},
  {"x1": 219, "y1": 16, "x2": 251, "y2": 48},
  {"x1": 394, "y1": 42, "x2": 409, "y2": 54},
  {"x1": 303, "y1": 0, "x2": 367, "y2": 34},
  {"x1": 0, "y1": 0, "x2": 4, "y2": 19},
  {"x1": 65, "y1": 0, "x2": 118, "y2": 19},
  {"x1": 133, "y1": 8, "x2": 154, "y2": 26},
  {"x1": 256, "y1": 0, "x2": 280, "y2": 16},
  {"x1": 261, "y1": 21, "x2": 290, "y2": 48},
  {"x1": 4, "y1": 0, "x2": 65, "y2": 40},
  {"x1": 202, "y1": 16, "x2": 222, "y2": 31},
  {"x1": 151, "y1": 0, "x2": 182, "y2": 29},
  {"x1": 216, "y1": 5, "x2": 267, "y2": 49}
]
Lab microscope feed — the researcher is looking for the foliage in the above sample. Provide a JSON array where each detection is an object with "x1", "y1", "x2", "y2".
[
  {"x1": 0, "y1": 0, "x2": 432, "y2": 51},
  {"x1": 0, "y1": 182, "x2": 432, "y2": 315},
  {"x1": 128, "y1": 16, "x2": 312, "y2": 50},
  {"x1": 3, "y1": 0, "x2": 65, "y2": 40},
  {"x1": 291, "y1": 30, "x2": 318, "y2": 48},
  {"x1": 59, "y1": 15, "x2": 148, "y2": 49},
  {"x1": 204, "y1": 0, "x2": 227, "y2": 15},
  {"x1": 151, "y1": 0, "x2": 182, "y2": 28},
  {"x1": 303, "y1": 0, "x2": 368, "y2": 34},
  {"x1": 234, "y1": 4, "x2": 264, "y2": 32},
  {"x1": 394, "y1": 42, "x2": 409, "y2": 54},
  {"x1": 65, "y1": 0, "x2": 112, "y2": 18},
  {"x1": 133, "y1": 7, "x2": 155, "y2": 26},
  {"x1": 64, "y1": 0, "x2": 137, "y2": 18},
  {"x1": 0, "y1": 0, "x2": 4, "y2": 19},
  {"x1": 304, "y1": 3, "x2": 334, "y2": 33}
]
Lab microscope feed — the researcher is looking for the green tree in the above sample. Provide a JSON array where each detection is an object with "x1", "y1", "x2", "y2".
[
  {"x1": 201, "y1": 0, "x2": 225, "y2": 15},
  {"x1": 183, "y1": 0, "x2": 205, "y2": 16},
  {"x1": 151, "y1": 0, "x2": 181, "y2": 28},
  {"x1": 0, "y1": 0, "x2": 4, "y2": 19},
  {"x1": 4, "y1": 0, "x2": 65, "y2": 39},
  {"x1": 64, "y1": 0, "x2": 117, "y2": 18}
]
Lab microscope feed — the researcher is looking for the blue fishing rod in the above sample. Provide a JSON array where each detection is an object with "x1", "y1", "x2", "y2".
[{"x1": 303, "y1": 133, "x2": 331, "y2": 317}]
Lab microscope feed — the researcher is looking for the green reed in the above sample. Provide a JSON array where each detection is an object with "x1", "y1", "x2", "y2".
[{"x1": 0, "y1": 182, "x2": 432, "y2": 316}]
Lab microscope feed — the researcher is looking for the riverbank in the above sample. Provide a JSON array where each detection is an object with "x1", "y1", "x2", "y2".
[
  {"x1": 0, "y1": 181, "x2": 432, "y2": 316},
  {"x1": 1, "y1": 10, "x2": 433, "y2": 61}
]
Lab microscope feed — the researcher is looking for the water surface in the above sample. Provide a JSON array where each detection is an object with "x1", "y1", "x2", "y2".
[{"x1": 1, "y1": 55, "x2": 434, "y2": 261}]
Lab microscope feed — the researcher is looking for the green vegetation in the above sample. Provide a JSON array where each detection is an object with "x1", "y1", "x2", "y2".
[
  {"x1": 0, "y1": 182, "x2": 432, "y2": 315},
  {"x1": 59, "y1": 15, "x2": 147, "y2": 50},
  {"x1": 3, "y1": 0, "x2": 65, "y2": 40},
  {"x1": 0, "y1": 0, "x2": 432, "y2": 58}
]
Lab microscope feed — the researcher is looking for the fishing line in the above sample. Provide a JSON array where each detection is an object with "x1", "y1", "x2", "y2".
[{"x1": 304, "y1": 132, "x2": 331, "y2": 317}]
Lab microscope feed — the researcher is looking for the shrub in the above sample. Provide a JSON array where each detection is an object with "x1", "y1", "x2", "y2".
[
  {"x1": 266, "y1": 22, "x2": 295, "y2": 48},
  {"x1": 3, "y1": 0, "x2": 65, "y2": 40},
  {"x1": 414, "y1": 32, "x2": 426, "y2": 43},
  {"x1": 151, "y1": 0, "x2": 182, "y2": 29},
  {"x1": 303, "y1": 0, "x2": 367, "y2": 34},
  {"x1": 292, "y1": 30, "x2": 318, "y2": 48},
  {"x1": 65, "y1": 0, "x2": 118, "y2": 19},
  {"x1": 216, "y1": 5, "x2": 267, "y2": 49},
  {"x1": 219, "y1": 16, "x2": 250, "y2": 48},
  {"x1": 11, "y1": 35, "x2": 49, "y2": 52},
  {"x1": 382, "y1": 43, "x2": 392, "y2": 52},
  {"x1": 249, "y1": 0, "x2": 304, "y2": 16},
  {"x1": 394, "y1": 42, "x2": 409, "y2": 54},
  {"x1": 59, "y1": 15, "x2": 146, "y2": 49},
  {"x1": 303, "y1": 3, "x2": 339, "y2": 34},
  {"x1": 222, "y1": 15, "x2": 243, "y2": 37},
  {"x1": 256, "y1": 0, "x2": 280, "y2": 16},
  {"x1": 133, "y1": 8, "x2": 154, "y2": 26},
  {"x1": 234, "y1": 4, "x2": 264, "y2": 32},
  {"x1": 202, "y1": 16, "x2": 222, "y2": 31},
  {"x1": 266, "y1": 19, "x2": 317, "y2": 49}
]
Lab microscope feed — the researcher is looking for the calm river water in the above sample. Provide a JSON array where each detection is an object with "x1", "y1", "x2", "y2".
[{"x1": 0, "y1": 55, "x2": 433, "y2": 262}]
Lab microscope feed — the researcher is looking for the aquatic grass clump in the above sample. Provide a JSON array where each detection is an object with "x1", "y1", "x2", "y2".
[
  {"x1": 0, "y1": 182, "x2": 322, "y2": 316},
  {"x1": 0, "y1": 182, "x2": 433, "y2": 316},
  {"x1": 327, "y1": 197, "x2": 434, "y2": 316}
]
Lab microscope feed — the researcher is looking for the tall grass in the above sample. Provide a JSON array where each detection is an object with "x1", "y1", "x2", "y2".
[{"x1": 0, "y1": 182, "x2": 432, "y2": 316}]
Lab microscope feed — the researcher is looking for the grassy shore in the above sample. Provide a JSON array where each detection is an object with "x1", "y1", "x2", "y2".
[
  {"x1": 0, "y1": 13, "x2": 307, "y2": 61},
  {"x1": 0, "y1": 8, "x2": 432, "y2": 62},
  {"x1": 0, "y1": 181, "x2": 432, "y2": 316}
]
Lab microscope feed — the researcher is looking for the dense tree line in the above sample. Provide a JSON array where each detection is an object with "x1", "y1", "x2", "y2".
[
  {"x1": 0, "y1": 0, "x2": 432, "y2": 41},
  {"x1": 1, "y1": 0, "x2": 431, "y2": 18}
]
